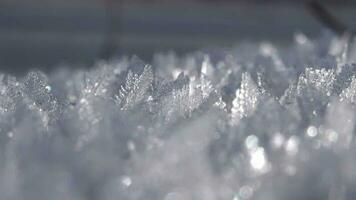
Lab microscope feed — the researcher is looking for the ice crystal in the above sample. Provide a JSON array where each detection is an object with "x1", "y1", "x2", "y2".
[
  {"x1": 340, "y1": 75, "x2": 356, "y2": 103},
  {"x1": 22, "y1": 70, "x2": 60, "y2": 127},
  {"x1": 1, "y1": 33, "x2": 356, "y2": 200},
  {"x1": 116, "y1": 64, "x2": 153, "y2": 110},
  {"x1": 0, "y1": 74, "x2": 21, "y2": 113},
  {"x1": 231, "y1": 72, "x2": 263, "y2": 124}
]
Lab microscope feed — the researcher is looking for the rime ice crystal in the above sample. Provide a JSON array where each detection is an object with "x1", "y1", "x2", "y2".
[{"x1": 1, "y1": 33, "x2": 356, "y2": 200}]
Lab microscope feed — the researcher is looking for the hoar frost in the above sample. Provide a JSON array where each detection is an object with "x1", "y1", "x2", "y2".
[{"x1": 2, "y1": 33, "x2": 356, "y2": 200}]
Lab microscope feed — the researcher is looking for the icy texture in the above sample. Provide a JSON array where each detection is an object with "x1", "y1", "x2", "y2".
[{"x1": 2, "y1": 33, "x2": 356, "y2": 200}]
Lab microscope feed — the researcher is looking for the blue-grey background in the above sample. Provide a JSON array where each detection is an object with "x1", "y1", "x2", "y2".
[{"x1": 0, "y1": 0, "x2": 355, "y2": 75}]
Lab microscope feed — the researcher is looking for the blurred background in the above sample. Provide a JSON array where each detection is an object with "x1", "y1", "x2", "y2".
[{"x1": 0, "y1": 0, "x2": 355, "y2": 75}]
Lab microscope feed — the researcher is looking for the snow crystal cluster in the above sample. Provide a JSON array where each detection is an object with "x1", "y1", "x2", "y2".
[{"x1": 2, "y1": 32, "x2": 356, "y2": 200}]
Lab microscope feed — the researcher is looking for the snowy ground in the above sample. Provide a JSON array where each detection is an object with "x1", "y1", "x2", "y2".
[{"x1": 1, "y1": 32, "x2": 356, "y2": 199}]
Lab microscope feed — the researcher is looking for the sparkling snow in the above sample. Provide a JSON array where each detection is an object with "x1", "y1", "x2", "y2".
[{"x1": 0, "y1": 32, "x2": 356, "y2": 199}]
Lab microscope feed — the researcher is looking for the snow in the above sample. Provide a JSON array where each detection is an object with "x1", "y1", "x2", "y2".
[{"x1": 1, "y1": 32, "x2": 356, "y2": 199}]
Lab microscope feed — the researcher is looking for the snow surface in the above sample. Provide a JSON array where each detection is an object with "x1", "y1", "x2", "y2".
[{"x1": 1, "y1": 32, "x2": 356, "y2": 199}]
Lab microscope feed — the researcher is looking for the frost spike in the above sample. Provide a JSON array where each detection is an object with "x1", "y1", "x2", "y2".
[{"x1": 118, "y1": 65, "x2": 153, "y2": 110}]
